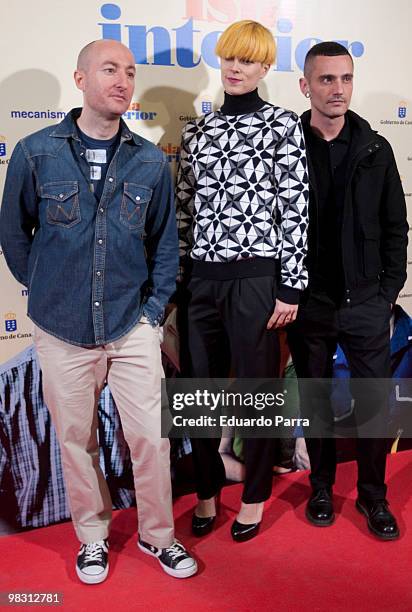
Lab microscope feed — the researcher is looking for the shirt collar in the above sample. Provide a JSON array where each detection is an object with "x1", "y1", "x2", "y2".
[
  {"x1": 332, "y1": 115, "x2": 350, "y2": 145},
  {"x1": 49, "y1": 108, "x2": 141, "y2": 146},
  {"x1": 305, "y1": 114, "x2": 350, "y2": 146}
]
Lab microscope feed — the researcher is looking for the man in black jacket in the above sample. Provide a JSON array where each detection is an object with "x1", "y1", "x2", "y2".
[{"x1": 288, "y1": 42, "x2": 408, "y2": 539}]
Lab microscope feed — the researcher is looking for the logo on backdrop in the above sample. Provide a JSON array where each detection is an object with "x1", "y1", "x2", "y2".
[
  {"x1": 0, "y1": 135, "x2": 9, "y2": 165},
  {"x1": 4, "y1": 312, "x2": 17, "y2": 333},
  {"x1": 0, "y1": 313, "x2": 32, "y2": 341},
  {"x1": 201, "y1": 101, "x2": 212, "y2": 114},
  {"x1": 179, "y1": 113, "x2": 197, "y2": 122},
  {"x1": 398, "y1": 102, "x2": 407, "y2": 119},
  {"x1": 178, "y1": 99, "x2": 214, "y2": 123},
  {"x1": 0, "y1": 135, "x2": 6, "y2": 157},
  {"x1": 9, "y1": 104, "x2": 157, "y2": 123},
  {"x1": 158, "y1": 142, "x2": 180, "y2": 164},
  {"x1": 97, "y1": 2, "x2": 365, "y2": 71},
  {"x1": 123, "y1": 102, "x2": 157, "y2": 121},
  {"x1": 10, "y1": 110, "x2": 66, "y2": 120},
  {"x1": 380, "y1": 102, "x2": 412, "y2": 127}
]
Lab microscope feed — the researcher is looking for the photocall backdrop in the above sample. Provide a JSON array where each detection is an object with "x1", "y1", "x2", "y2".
[{"x1": 1, "y1": 0, "x2": 411, "y2": 363}]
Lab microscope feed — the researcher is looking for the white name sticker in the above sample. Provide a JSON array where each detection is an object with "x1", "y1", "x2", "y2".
[{"x1": 86, "y1": 149, "x2": 107, "y2": 163}]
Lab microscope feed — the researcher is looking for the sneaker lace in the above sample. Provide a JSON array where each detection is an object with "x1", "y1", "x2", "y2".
[
  {"x1": 83, "y1": 542, "x2": 105, "y2": 563},
  {"x1": 165, "y1": 541, "x2": 186, "y2": 560}
]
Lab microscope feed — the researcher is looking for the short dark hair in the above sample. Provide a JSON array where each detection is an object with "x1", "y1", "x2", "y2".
[{"x1": 304, "y1": 41, "x2": 353, "y2": 76}]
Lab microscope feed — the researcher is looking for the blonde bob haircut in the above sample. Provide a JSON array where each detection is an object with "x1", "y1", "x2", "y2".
[{"x1": 215, "y1": 20, "x2": 276, "y2": 66}]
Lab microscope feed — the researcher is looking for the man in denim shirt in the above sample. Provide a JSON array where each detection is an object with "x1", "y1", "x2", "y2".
[{"x1": 0, "y1": 39, "x2": 197, "y2": 584}]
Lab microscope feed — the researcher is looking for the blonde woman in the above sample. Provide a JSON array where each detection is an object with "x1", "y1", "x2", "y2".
[{"x1": 176, "y1": 20, "x2": 309, "y2": 541}]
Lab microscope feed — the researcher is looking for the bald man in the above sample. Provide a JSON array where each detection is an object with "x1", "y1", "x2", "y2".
[{"x1": 0, "y1": 40, "x2": 197, "y2": 583}]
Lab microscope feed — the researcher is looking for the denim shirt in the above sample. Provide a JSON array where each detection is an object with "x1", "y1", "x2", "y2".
[{"x1": 0, "y1": 109, "x2": 178, "y2": 346}]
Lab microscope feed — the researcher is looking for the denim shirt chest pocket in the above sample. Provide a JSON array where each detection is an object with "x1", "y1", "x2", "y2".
[
  {"x1": 40, "y1": 181, "x2": 80, "y2": 228},
  {"x1": 120, "y1": 183, "x2": 152, "y2": 232}
]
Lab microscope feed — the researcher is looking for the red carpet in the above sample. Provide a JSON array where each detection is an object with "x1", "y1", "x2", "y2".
[{"x1": 1, "y1": 451, "x2": 411, "y2": 612}]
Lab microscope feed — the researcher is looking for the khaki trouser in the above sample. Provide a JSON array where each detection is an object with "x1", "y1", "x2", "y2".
[{"x1": 34, "y1": 319, "x2": 174, "y2": 547}]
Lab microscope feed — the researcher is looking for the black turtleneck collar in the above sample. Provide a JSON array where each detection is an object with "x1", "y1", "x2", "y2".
[{"x1": 220, "y1": 89, "x2": 266, "y2": 116}]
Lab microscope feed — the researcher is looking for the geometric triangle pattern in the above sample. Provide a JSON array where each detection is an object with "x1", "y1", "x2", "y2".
[{"x1": 176, "y1": 104, "x2": 309, "y2": 290}]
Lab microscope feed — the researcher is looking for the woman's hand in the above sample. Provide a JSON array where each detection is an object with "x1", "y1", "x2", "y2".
[{"x1": 267, "y1": 299, "x2": 298, "y2": 329}]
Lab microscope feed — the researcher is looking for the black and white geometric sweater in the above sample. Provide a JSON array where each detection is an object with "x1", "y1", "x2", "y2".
[{"x1": 176, "y1": 103, "x2": 309, "y2": 291}]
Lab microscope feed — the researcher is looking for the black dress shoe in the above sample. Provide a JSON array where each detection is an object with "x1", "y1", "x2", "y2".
[
  {"x1": 231, "y1": 520, "x2": 260, "y2": 542},
  {"x1": 192, "y1": 514, "x2": 216, "y2": 537},
  {"x1": 306, "y1": 488, "x2": 334, "y2": 526},
  {"x1": 356, "y1": 498, "x2": 399, "y2": 540}
]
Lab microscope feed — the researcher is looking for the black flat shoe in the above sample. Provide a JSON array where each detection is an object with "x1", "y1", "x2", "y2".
[
  {"x1": 231, "y1": 519, "x2": 260, "y2": 542},
  {"x1": 306, "y1": 488, "x2": 335, "y2": 526},
  {"x1": 191, "y1": 514, "x2": 216, "y2": 537},
  {"x1": 356, "y1": 498, "x2": 399, "y2": 540}
]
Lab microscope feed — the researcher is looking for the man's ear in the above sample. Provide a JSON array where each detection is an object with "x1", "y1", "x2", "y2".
[
  {"x1": 299, "y1": 76, "x2": 309, "y2": 97},
  {"x1": 74, "y1": 69, "x2": 86, "y2": 92}
]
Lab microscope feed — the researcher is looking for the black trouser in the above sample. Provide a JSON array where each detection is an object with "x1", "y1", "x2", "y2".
[
  {"x1": 287, "y1": 293, "x2": 391, "y2": 501},
  {"x1": 187, "y1": 275, "x2": 280, "y2": 503}
]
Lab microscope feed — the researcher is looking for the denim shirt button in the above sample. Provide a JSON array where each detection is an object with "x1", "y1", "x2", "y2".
[
  {"x1": 99, "y1": 208, "x2": 104, "y2": 213},
  {"x1": 135, "y1": 196, "x2": 141, "y2": 201},
  {"x1": 96, "y1": 271, "x2": 101, "y2": 277},
  {"x1": 108, "y1": 177, "x2": 114, "y2": 182},
  {"x1": 59, "y1": 193, "x2": 64, "y2": 199},
  {"x1": 98, "y1": 239, "x2": 103, "y2": 245},
  {"x1": 94, "y1": 301, "x2": 100, "y2": 307}
]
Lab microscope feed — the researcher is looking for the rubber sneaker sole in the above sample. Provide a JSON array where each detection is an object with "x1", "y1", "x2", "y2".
[
  {"x1": 76, "y1": 562, "x2": 109, "y2": 584},
  {"x1": 137, "y1": 541, "x2": 197, "y2": 578}
]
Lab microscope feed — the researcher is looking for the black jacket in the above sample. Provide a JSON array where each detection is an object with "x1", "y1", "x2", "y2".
[{"x1": 301, "y1": 109, "x2": 408, "y2": 305}]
